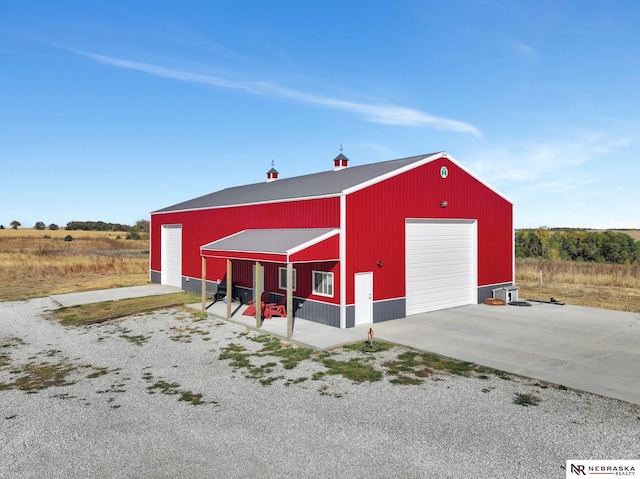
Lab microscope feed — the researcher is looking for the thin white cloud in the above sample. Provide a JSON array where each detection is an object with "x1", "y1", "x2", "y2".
[
  {"x1": 511, "y1": 40, "x2": 538, "y2": 61},
  {"x1": 536, "y1": 177, "x2": 599, "y2": 195},
  {"x1": 68, "y1": 48, "x2": 481, "y2": 136},
  {"x1": 466, "y1": 130, "x2": 616, "y2": 183}
]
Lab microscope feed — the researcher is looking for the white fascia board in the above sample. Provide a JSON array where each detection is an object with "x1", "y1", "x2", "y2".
[
  {"x1": 200, "y1": 230, "x2": 247, "y2": 252},
  {"x1": 285, "y1": 229, "x2": 340, "y2": 258},
  {"x1": 152, "y1": 193, "x2": 341, "y2": 216}
]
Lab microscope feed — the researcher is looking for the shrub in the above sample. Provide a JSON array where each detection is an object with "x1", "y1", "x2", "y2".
[
  {"x1": 48, "y1": 224, "x2": 59, "y2": 231},
  {"x1": 63, "y1": 235, "x2": 73, "y2": 242}
]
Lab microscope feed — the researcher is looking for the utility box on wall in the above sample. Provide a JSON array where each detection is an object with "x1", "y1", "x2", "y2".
[{"x1": 492, "y1": 286, "x2": 519, "y2": 303}]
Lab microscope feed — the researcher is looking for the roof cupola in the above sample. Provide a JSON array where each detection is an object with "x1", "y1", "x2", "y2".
[
  {"x1": 333, "y1": 146, "x2": 349, "y2": 171},
  {"x1": 266, "y1": 160, "x2": 279, "y2": 182}
]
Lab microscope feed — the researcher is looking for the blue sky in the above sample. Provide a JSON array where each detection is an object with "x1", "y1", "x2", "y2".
[{"x1": 1, "y1": 0, "x2": 639, "y2": 229}]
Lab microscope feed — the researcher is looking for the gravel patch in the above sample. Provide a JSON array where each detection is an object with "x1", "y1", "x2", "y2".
[{"x1": 1, "y1": 298, "x2": 639, "y2": 478}]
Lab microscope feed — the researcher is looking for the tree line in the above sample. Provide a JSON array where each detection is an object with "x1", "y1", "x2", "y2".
[
  {"x1": 516, "y1": 228, "x2": 640, "y2": 264},
  {"x1": 1, "y1": 220, "x2": 150, "y2": 237}
]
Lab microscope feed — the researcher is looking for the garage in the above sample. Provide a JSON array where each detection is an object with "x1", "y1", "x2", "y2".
[
  {"x1": 405, "y1": 219, "x2": 477, "y2": 315},
  {"x1": 151, "y1": 152, "x2": 513, "y2": 328},
  {"x1": 161, "y1": 224, "x2": 182, "y2": 287}
]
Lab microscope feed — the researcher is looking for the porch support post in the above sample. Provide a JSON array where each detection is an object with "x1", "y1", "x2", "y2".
[
  {"x1": 201, "y1": 256, "x2": 207, "y2": 312},
  {"x1": 255, "y1": 261, "x2": 262, "y2": 329},
  {"x1": 226, "y1": 258, "x2": 232, "y2": 320},
  {"x1": 286, "y1": 262, "x2": 293, "y2": 339}
]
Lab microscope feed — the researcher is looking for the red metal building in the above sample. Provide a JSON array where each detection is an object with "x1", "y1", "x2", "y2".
[{"x1": 150, "y1": 151, "x2": 514, "y2": 329}]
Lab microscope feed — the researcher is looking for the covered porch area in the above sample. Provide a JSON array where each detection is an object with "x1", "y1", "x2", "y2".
[{"x1": 199, "y1": 228, "x2": 340, "y2": 338}]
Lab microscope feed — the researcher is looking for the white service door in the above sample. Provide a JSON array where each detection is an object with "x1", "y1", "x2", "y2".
[
  {"x1": 354, "y1": 272, "x2": 373, "y2": 325},
  {"x1": 405, "y1": 220, "x2": 477, "y2": 315},
  {"x1": 161, "y1": 225, "x2": 182, "y2": 287}
]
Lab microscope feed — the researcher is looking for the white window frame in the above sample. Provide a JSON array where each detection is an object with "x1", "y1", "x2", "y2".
[
  {"x1": 278, "y1": 267, "x2": 296, "y2": 292},
  {"x1": 312, "y1": 270, "x2": 334, "y2": 297}
]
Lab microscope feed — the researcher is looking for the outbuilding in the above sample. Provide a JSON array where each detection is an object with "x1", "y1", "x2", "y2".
[{"x1": 150, "y1": 151, "x2": 514, "y2": 331}]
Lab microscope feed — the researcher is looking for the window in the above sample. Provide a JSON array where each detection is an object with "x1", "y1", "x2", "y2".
[
  {"x1": 313, "y1": 271, "x2": 333, "y2": 297},
  {"x1": 278, "y1": 267, "x2": 296, "y2": 291}
]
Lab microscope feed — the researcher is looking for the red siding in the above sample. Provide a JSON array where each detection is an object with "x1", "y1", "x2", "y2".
[
  {"x1": 289, "y1": 234, "x2": 339, "y2": 263},
  {"x1": 151, "y1": 196, "x2": 340, "y2": 289},
  {"x1": 230, "y1": 260, "x2": 339, "y2": 304},
  {"x1": 345, "y1": 157, "x2": 512, "y2": 304}
]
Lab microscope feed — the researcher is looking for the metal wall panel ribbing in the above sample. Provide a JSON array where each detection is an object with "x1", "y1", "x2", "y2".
[
  {"x1": 405, "y1": 220, "x2": 477, "y2": 315},
  {"x1": 161, "y1": 225, "x2": 182, "y2": 288}
]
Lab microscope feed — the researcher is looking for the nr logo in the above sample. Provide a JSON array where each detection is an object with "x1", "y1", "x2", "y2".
[{"x1": 571, "y1": 463, "x2": 586, "y2": 475}]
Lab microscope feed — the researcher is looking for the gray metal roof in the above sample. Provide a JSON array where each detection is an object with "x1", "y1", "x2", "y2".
[
  {"x1": 154, "y1": 152, "x2": 441, "y2": 213},
  {"x1": 201, "y1": 228, "x2": 339, "y2": 255}
]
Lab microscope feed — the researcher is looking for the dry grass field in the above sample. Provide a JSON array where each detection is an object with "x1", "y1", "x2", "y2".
[
  {"x1": 0, "y1": 229, "x2": 149, "y2": 301},
  {"x1": 516, "y1": 258, "x2": 640, "y2": 313},
  {"x1": 1, "y1": 228, "x2": 639, "y2": 313}
]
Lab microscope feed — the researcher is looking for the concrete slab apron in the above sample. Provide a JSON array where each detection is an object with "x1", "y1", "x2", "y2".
[
  {"x1": 363, "y1": 303, "x2": 640, "y2": 405},
  {"x1": 51, "y1": 285, "x2": 182, "y2": 307},
  {"x1": 194, "y1": 301, "x2": 365, "y2": 350}
]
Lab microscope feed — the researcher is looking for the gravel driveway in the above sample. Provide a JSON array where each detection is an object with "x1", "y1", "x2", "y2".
[{"x1": 1, "y1": 298, "x2": 639, "y2": 478}]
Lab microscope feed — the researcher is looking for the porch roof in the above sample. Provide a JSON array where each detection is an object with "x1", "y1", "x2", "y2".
[{"x1": 200, "y1": 228, "x2": 340, "y2": 263}]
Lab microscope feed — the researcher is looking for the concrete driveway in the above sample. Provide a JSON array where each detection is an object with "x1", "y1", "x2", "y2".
[
  {"x1": 353, "y1": 302, "x2": 640, "y2": 405},
  {"x1": 51, "y1": 284, "x2": 182, "y2": 307}
]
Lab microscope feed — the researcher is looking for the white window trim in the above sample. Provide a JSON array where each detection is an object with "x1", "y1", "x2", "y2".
[
  {"x1": 278, "y1": 267, "x2": 296, "y2": 292},
  {"x1": 312, "y1": 270, "x2": 334, "y2": 297}
]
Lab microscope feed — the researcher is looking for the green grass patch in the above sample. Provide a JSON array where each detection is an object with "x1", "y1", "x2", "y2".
[
  {"x1": 285, "y1": 377, "x2": 308, "y2": 386},
  {"x1": 169, "y1": 325, "x2": 211, "y2": 343},
  {"x1": 383, "y1": 351, "x2": 474, "y2": 381},
  {"x1": 86, "y1": 367, "x2": 110, "y2": 379},
  {"x1": 343, "y1": 340, "x2": 394, "y2": 352},
  {"x1": 322, "y1": 358, "x2": 383, "y2": 383},
  {"x1": 0, "y1": 361, "x2": 78, "y2": 392},
  {"x1": 221, "y1": 335, "x2": 314, "y2": 372},
  {"x1": 513, "y1": 393, "x2": 541, "y2": 407},
  {"x1": 259, "y1": 375, "x2": 284, "y2": 386},
  {"x1": 0, "y1": 353, "x2": 10, "y2": 368},
  {"x1": 249, "y1": 334, "x2": 283, "y2": 352},
  {"x1": 219, "y1": 343, "x2": 252, "y2": 369},
  {"x1": 271, "y1": 346, "x2": 314, "y2": 369},
  {"x1": 1, "y1": 337, "x2": 26, "y2": 348},
  {"x1": 191, "y1": 312, "x2": 210, "y2": 322},
  {"x1": 382, "y1": 351, "x2": 515, "y2": 384},
  {"x1": 119, "y1": 333, "x2": 151, "y2": 346},
  {"x1": 146, "y1": 379, "x2": 215, "y2": 406},
  {"x1": 52, "y1": 292, "x2": 201, "y2": 325},
  {"x1": 389, "y1": 374, "x2": 424, "y2": 385},
  {"x1": 246, "y1": 362, "x2": 277, "y2": 379}
]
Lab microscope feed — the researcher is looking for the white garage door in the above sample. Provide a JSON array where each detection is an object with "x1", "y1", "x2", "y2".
[
  {"x1": 161, "y1": 225, "x2": 182, "y2": 288},
  {"x1": 405, "y1": 219, "x2": 477, "y2": 315}
]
